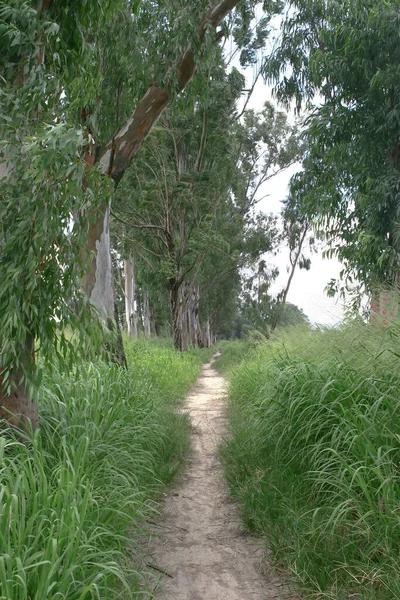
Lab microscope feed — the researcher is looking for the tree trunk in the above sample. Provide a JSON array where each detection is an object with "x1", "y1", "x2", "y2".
[
  {"x1": 188, "y1": 287, "x2": 198, "y2": 348},
  {"x1": 271, "y1": 224, "x2": 308, "y2": 332},
  {"x1": 143, "y1": 287, "x2": 151, "y2": 337},
  {"x1": 188, "y1": 286, "x2": 204, "y2": 348},
  {"x1": 194, "y1": 287, "x2": 205, "y2": 348},
  {"x1": 150, "y1": 305, "x2": 158, "y2": 337},
  {"x1": 81, "y1": 203, "x2": 114, "y2": 320},
  {"x1": 80, "y1": 202, "x2": 127, "y2": 364},
  {"x1": 170, "y1": 283, "x2": 188, "y2": 351},
  {"x1": 0, "y1": 333, "x2": 38, "y2": 432},
  {"x1": 203, "y1": 317, "x2": 212, "y2": 348},
  {"x1": 370, "y1": 289, "x2": 399, "y2": 327},
  {"x1": 124, "y1": 255, "x2": 137, "y2": 337},
  {"x1": 136, "y1": 289, "x2": 144, "y2": 333}
]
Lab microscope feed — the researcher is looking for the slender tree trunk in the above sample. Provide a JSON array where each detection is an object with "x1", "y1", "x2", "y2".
[
  {"x1": 188, "y1": 287, "x2": 198, "y2": 348},
  {"x1": 181, "y1": 286, "x2": 188, "y2": 352},
  {"x1": 80, "y1": 202, "x2": 127, "y2": 364},
  {"x1": 124, "y1": 255, "x2": 137, "y2": 337},
  {"x1": 195, "y1": 288, "x2": 205, "y2": 348},
  {"x1": 150, "y1": 306, "x2": 158, "y2": 336},
  {"x1": 143, "y1": 287, "x2": 151, "y2": 337},
  {"x1": 136, "y1": 289, "x2": 144, "y2": 333},
  {"x1": 189, "y1": 286, "x2": 204, "y2": 348},
  {"x1": 271, "y1": 224, "x2": 308, "y2": 332},
  {"x1": 203, "y1": 317, "x2": 212, "y2": 348}
]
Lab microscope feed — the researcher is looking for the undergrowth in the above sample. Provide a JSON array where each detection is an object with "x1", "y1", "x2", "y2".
[
  {"x1": 0, "y1": 338, "x2": 210, "y2": 600},
  {"x1": 221, "y1": 322, "x2": 400, "y2": 599}
]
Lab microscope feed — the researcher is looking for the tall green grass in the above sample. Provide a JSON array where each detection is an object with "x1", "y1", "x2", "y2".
[
  {"x1": 221, "y1": 323, "x2": 400, "y2": 599},
  {"x1": 0, "y1": 338, "x2": 210, "y2": 600},
  {"x1": 213, "y1": 340, "x2": 253, "y2": 373}
]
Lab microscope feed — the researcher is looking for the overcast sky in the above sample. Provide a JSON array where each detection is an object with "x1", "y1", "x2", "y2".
[{"x1": 238, "y1": 69, "x2": 345, "y2": 326}]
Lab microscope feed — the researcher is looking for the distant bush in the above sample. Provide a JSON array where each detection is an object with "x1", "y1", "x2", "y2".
[{"x1": 213, "y1": 339, "x2": 253, "y2": 373}]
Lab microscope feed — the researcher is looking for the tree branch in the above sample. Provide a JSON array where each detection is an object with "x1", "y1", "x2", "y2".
[{"x1": 95, "y1": 0, "x2": 242, "y2": 185}]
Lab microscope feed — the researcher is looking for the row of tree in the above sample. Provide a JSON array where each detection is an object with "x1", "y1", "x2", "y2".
[
  {"x1": 0, "y1": 0, "x2": 294, "y2": 429},
  {"x1": 3, "y1": 0, "x2": 398, "y2": 429}
]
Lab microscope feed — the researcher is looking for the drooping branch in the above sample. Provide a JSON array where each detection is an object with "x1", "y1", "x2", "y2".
[{"x1": 95, "y1": 0, "x2": 242, "y2": 184}]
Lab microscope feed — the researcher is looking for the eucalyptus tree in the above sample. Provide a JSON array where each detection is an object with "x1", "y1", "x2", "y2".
[
  {"x1": 83, "y1": 0, "x2": 285, "y2": 324},
  {"x1": 114, "y1": 62, "x2": 245, "y2": 350},
  {"x1": 0, "y1": 0, "x2": 124, "y2": 428},
  {"x1": 267, "y1": 0, "x2": 400, "y2": 301},
  {"x1": 233, "y1": 101, "x2": 300, "y2": 213},
  {"x1": 1, "y1": 0, "x2": 273, "y2": 427},
  {"x1": 271, "y1": 192, "x2": 315, "y2": 331}
]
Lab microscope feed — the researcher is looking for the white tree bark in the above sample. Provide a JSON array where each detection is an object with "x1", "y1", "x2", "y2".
[{"x1": 124, "y1": 255, "x2": 137, "y2": 337}]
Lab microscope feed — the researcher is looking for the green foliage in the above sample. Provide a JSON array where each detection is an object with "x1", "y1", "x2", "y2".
[
  {"x1": 112, "y1": 60, "x2": 247, "y2": 339},
  {"x1": 270, "y1": 301, "x2": 310, "y2": 329},
  {"x1": 0, "y1": 0, "x2": 121, "y2": 386},
  {"x1": 0, "y1": 0, "x2": 272, "y2": 391},
  {"x1": 267, "y1": 0, "x2": 400, "y2": 295},
  {"x1": 0, "y1": 338, "x2": 207, "y2": 599},
  {"x1": 221, "y1": 323, "x2": 400, "y2": 598}
]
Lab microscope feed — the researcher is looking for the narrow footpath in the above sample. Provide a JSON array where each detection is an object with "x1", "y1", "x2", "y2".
[{"x1": 148, "y1": 358, "x2": 298, "y2": 600}]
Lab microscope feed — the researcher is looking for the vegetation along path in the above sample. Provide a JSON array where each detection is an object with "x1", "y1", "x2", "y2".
[{"x1": 148, "y1": 357, "x2": 297, "y2": 600}]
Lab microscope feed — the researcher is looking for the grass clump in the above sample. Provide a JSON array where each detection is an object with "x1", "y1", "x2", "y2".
[
  {"x1": 221, "y1": 322, "x2": 400, "y2": 599},
  {"x1": 0, "y1": 337, "x2": 207, "y2": 600}
]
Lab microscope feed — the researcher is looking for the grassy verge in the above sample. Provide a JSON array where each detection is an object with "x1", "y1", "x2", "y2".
[
  {"x1": 0, "y1": 337, "x2": 210, "y2": 599},
  {"x1": 220, "y1": 323, "x2": 400, "y2": 599}
]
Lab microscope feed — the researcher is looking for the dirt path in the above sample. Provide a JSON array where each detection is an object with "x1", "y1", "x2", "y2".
[{"x1": 147, "y1": 358, "x2": 298, "y2": 600}]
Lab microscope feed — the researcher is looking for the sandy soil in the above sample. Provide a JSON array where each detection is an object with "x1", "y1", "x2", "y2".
[{"x1": 147, "y1": 358, "x2": 299, "y2": 600}]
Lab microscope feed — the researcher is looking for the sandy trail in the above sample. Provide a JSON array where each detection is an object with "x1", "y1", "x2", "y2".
[{"x1": 148, "y1": 358, "x2": 297, "y2": 600}]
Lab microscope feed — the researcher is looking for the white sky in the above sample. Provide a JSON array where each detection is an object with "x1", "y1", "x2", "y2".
[{"x1": 238, "y1": 71, "x2": 345, "y2": 326}]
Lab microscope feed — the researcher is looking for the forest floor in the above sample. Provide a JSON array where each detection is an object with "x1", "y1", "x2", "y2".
[{"x1": 146, "y1": 356, "x2": 299, "y2": 600}]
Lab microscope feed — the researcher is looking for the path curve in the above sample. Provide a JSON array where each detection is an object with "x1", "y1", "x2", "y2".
[{"x1": 148, "y1": 358, "x2": 297, "y2": 600}]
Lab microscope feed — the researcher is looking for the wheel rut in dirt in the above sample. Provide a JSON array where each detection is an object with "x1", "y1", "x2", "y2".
[{"x1": 148, "y1": 358, "x2": 298, "y2": 600}]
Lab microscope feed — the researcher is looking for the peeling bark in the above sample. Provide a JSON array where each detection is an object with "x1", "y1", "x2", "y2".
[
  {"x1": 170, "y1": 283, "x2": 188, "y2": 352},
  {"x1": 188, "y1": 286, "x2": 203, "y2": 348},
  {"x1": 150, "y1": 305, "x2": 158, "y2": 336},
  {"x1": 81, "y1": 203, "x2": 115, "y2": 320}
]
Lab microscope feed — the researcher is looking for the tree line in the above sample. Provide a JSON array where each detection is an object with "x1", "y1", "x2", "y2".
[{"x1": 1, "y1": 0, "x2": 399, "y2": 429}]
